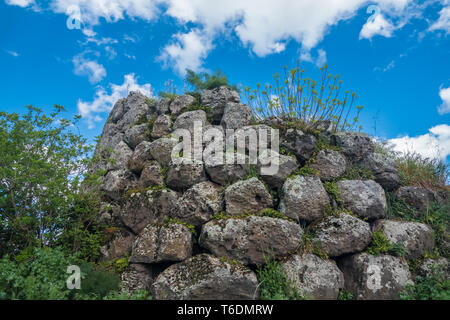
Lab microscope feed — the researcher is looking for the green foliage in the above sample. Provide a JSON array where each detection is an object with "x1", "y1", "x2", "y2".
[
  {"x1": 324, "y1": 181, "x2": 342, "y2": 206},
  {"x1": 289, "y1": 166, "x2": 319, "y2": 178},
  {"x1": 366, "y1": 231, "x2": 393, "y2": 256},
  {"x1": 102, "y1": 289, "x2": 152, "y2": 300},
  {"x1": 340, "y1": 166, "x2": 375, "y2": 180},
  {"x1": 243, "y1": 61, "x2": 364, "y2": 132},
  {"x1": 259, "y1": 208, "x2": 290, "y2": 220},
  {"x1": 185, "y1": 69, "x2": 238, "y2": 92},
  {"x1": 400, "y1": 268, "x2": 450, "y2": 300},
  {"x1": 257, "y1": 258, "x2": 306, "y2": 300},
  {"x1": 0, "y1": 106, "x2": 98, "y2": 256},
  {"x1": 158, "y1": 79, "x2": 178, "y2": 100},
  {"x1": 338, "y1": 290, "x2": 353, "y2": 300}
]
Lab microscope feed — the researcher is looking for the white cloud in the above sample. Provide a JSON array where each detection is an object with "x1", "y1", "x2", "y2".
[
  {"x1": 77, "y1": 73, "x2": 154, "y2": 129},
  {"x1": 5, "y1": 50, "x2": 19, "y2": 57},
  {"x1": 429, "y1": 4, "x2": 450, "y2": 33},
  {"x1": 360, "y1": 13, "x2": 396, "y2": 39},
  {"x1": 438, "y1": 86, "x2": 450, "y2": 115},
  {"x1": 73, "y1": 53, "x2": 106, "y2": 83},
  {"x1": 158, "y1": 29, "x2": 213, "y2": 75},
  {"x1": 5, "y1": 0, "x2": 35, "y2": 7},
  {"x1": 300, "y1": 48, "x2": 327, "y2": 67},
  {"x1": 388, "y1": 124, "x2": 450, "y2": 161}
]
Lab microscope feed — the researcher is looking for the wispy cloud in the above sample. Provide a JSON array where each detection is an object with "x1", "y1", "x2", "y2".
[
  {"x1": 72, "y1": 53, "x2": 106, "y2": 84},
  {"x1": 5, "y1": 50, "x2": 19, "y2": 57},
  {"x1": 438, "y1": 85, "x2": 450, "y2": 115}
]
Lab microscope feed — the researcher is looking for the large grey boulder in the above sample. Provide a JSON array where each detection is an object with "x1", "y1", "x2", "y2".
[
  {"x1": 101, "y1": 169, "x2": 137, "y2": 201},
  {"x1": 395, "y1": 186, "x2": 436, "y2": 214},
  {"x1": 120, "y1": 189, "x2": 179, "y2": 234},
  {"x1": 148, "y1": 137, "x2": 179, "y2": 167},
  {"x1": 147, "y1": 97, "x2": 171, "y2": 115},
  {"x1": 99, "y1": 229, "x2": 135, "y2": 261},
  {"x1": 169, "y1": 95, "x2": 195, "y2": 116},
  {"x1": 358, "y1": 152, "x2": 400, "y2": 191},
  {"x1": 151, "y1": 254, "x2": 258, "y2": 300},
  {"x1": 108, "y1": 140, "x2": 133, "y2": 171},
  {"x1": 281, "y1": 129, "x2": 316, "y2": 163},
  {"x1": 121, "y1": 263, "x2": 154, "y2": 294},
  {"x1": 165, "y1": 159, "x2": 206, "y2": 190},
  {"x1": 282, "y1": 254, "x2": 344, "y2": 300},
  {"x1": 220, "y1": 103, "x2": 253, "y2": 129},
  {"x1": 128, "y1": 141, "x2": 153, "y2": 174},
  {"x1": 331, "y1": 132, "x2": 374, "y2": 161},
  {"x1": 338, "y1": 253, "x2": 413, "y2": 300},
  {"x1": 224, "y1": 178, "x2": 273, "y2": 215},
  {"x1": 372, "y1": 220, "x2": 434, "y2": 260},
  {"x1": 417, "y1": 258, "x2": 449, "y2": 278},
  {"x1": 279, "y1": 175, "x2": 329, "y2": 223},
  {"x1": 337, "y1": 180, "x2": 387, "y2": 220},
  {"x1": 257, "y1": 150, "x2": 299, "y2": 188},
  {"x1": 312, "y1": 213, "x2": 372, "y2": 257},
  {"x1": 173, "y1": 110, "x2": 208, "y2": 133},
  {"x1": 201, "y1": 86, "x2": 240, "y2": 123},
  {"x1": 204, "y1": 152, "x2": 249, "y2": 185},
  {"x1": 310, "y1": 149, "x2": 347, "y2": 181},
  {"x1": 130, "y1": 223, "x2": 193, "y2": 263},
  {"x1": 109, "y1": 91, "x2": 151, "y2": 132},
  {"x1": 139, "y1": 161, "x2": 164, "y2": 187},
  {"x1": 124, "y1": 123, "x2": 148, "y2": 150},
  {"x1": 199, "y1": 216, "x2": 303, "y2": 265},
  {"x1": 172, "y1": 181, "x2": 223, "y2": 227},
  {"x1": 151, "y1": 114, "x2": 172, "y2": 139}
]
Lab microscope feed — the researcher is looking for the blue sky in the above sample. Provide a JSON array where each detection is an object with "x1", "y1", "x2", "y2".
[{"x1": 1, "y1": 0, "x2": 449, "y2": 161}]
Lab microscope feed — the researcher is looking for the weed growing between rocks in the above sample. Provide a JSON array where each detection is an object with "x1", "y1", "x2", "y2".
[{"x1": 400, "y1": 267, "x2": 450, "y2": 300}]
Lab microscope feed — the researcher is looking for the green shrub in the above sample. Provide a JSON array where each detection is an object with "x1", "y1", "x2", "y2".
[
  {"x1": 338, "y1": 290, "x2": 353, "y2": 300},
  {"x1": 366, "y1": 231, "x2": 393, "y2": 255},
  {"x1": 400, "y1": 268, "x2": 450, "y2": 300},
  {"x1": 243, "y1": 61, "x2": 364, "y2": 132},
  {"x1": 185, "y1": 69, "x2": 238, "y2": 92}
]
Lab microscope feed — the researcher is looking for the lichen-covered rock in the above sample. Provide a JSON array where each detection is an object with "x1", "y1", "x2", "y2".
[
  {"x1": 282, "y1": 254, "x2": 344, "y2": 300},
  {"x1": 130, "y1": 223, "x2": 193, "y2": 263},
  {"x1": 204, "y1": 152, "x2": 249, "y2": 185},
  {"x1": 312, "y1": 213, "x2": 372, "y2": 257},
  {"x1": 151, "y1": 254, "x2": 258, "y2": 300},
  {"x1": 172, "y1": 181, "x2": 223, "y2": 226},
  {"x1": 169, "y1": 95, "x2": 195, "y2": 116},
  {"x1": 281, "y1": 129, "x2": 316, "y2": 163},
  {"x1": 220, "y1": 103, "x2": 253, "y2": 129},
  {"x1": 224, "y1": 178, "x2": 273, "y2": 215},
  {"x1": 124, "y1": 123, "x2": 148, "y2": 150},
  {"x1": 151, "y1": 114, "x2": 172, "y2": 139},
  {"x1": 310, "y1": 149, "x2": 347, "y2": 182},
  {"x1": 108, "y1": 140, "x2": 133, "y2": 171},
  {"x1": 395, "y1": 186, "x2": 436, "y2": 214},
  {"x1": 128, "y1": 141, "x2": 153, "y2": 174},
  {"x1": 372, "y1": 220, "x2": 434, "y2": 260},
  {"x1": 147, "y1": 97, "x2": 171, "y2": 115},
  {"x1": 279, "y1": 175, "x2": 329, "y2": 223},
  {"x1": 358, "y1": 152, "x2": 400, "y2": 191},
  {"x1": 101, "y1": 169, "x2": 137, "y2": 200},
  {"x1": 148, "y1": 137, "x2": 179, "y2": 167},
  {"x1": 417, "y1": 258, "x2": 449, "y2": 278},
  {"x1": 100, "y1": 229, "x2": 135, "y2": 261},
  {"x1": 201, "y1": 86, "x2": 240, "y2": 123},
  {"x1": 199, "y1": 216, "x2": 303, "y2": 265},
  {"x1": 337, "y1": 180, "x2": 386, "y2": 220},
  {"x1": 120, "y1": 189, "x2": 178, "y2": 234},
  {"x1": 173, "y1": 110, "x2": 208, "y2": 133},
  {"x1": 233, "y1": 124, "x2": 274, "y2": 154},
  {"x1": 121, "y1": 263, "x2": 154, "y2": 294},
  {"x1": 139, "y1": 161, "x2": 164, "y2": 187},
  {"x1": 166, "y1": 159, "x2": 206, "y2": 190},
  {"x1": 108, "y1": 91, "x2": 151, "y2": 132},
  {"x1": 331, "y1": 132, "x2": 374, "y2": 161},
  {"x1": 257, "y1": 150, "x2": 299, "y2": 188},
  {"x1": 338, "y1": 253, "x2": 413, "y2": 300}
]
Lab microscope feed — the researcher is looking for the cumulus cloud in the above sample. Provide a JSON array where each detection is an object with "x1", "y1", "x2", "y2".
[
  {"x1": 300, "y1": 49, "x2": 327, "y2": 67},
  {"x1": 73, "y1": 53, "x2": 106, "y2": 84},
  {"x1": 388, "y1": 124, "x2": 450, "y2": 161},
  {"x1": 5, "y1": 0, "x2": 35, "y2": 7},
  {"x1": 429, "y1": 3, "x2": 450, "y2": 33},
  {"x1": 360, "y1": 13, "x2": 396, "y2": 39},
  {"x1": 77, "y1": 73, "x2": 153, "y2": 129},
  {"x1": 438, "y1": 86, "x2": 450, "y2": 115},
  {"x1": 158, "y1": 29, "x2": 213, "y2": 75}
]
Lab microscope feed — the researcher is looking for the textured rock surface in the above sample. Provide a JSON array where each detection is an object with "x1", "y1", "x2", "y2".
[
  {"x1": 148, "y1": 137, "x2": 179, "y2": 167},
  {"x1": 373, "y1": 220, "x2": 434, "y2": 260},
  {"x1": 395, "y1": 186, "x2": 436, "y2": 214},
  {"x1": 128, "y1": 141, "x2": 153, "y2": 174},
  {"x1": 310, "y1": 149, "x2": 347, "y2": 181},
  {"x1": 130, "y1": 223, "x2": 192, "y2": 263},
  {"x1": 101, "y1": 169, "x2": 137, "y2": 200},
  {"x1": 359, "y1": 152, "x2": 400, "y2": 191},
  {"x1": 169, "y1": 95, "x2": 195, "y2": 116},
  {"x1": 282, "y1": 254, "x2": 344, "y2": 300},
  {"x1": 220, "y1": 103, "x2": 253, "y2": 129},
  {"x1": 151, "y1": 254, "x2": 258, "y2": 300},
  {"x1": 224, "y1": 178, "x2": 273, "y2": 215},
  {"x1": 257, "y1": 150, "x2": 299, "y2": 188},
  {"x1": 279, "y1": 175, "x2": 329, "y2": 223},
  {"x1": 151, "y1": 114, "x2": 172, "y2": 139},
  {"x1": 331, "y1": 132, "x2": 374, "y2": 161},
  {"x1": 312, "y1": 213, "x2": 372, "y2": 257},
  {"x1": 204, "y1": 152, "x2": 249, "y2": 186},
  {"x1": 124, "y1": 124, "x2": 148, "y2": 150},
  {"x1": 337, "y1": 180, "x2": 387, "y2": 220},
  {"x1": 199, "y1": 216, "x2": 303, "y2": 265},
  {"x1": 120, "y1": 189, "x2": 178, "y2": 234},
  {"x1": 417, "y1": 258, "x2": 449, "y2": 278},
  {"x1": 172, "y1": 181, "x2": 223, "y2": 226},
  {"x1": 173, "y1": 110, "x2": 208, "y2": 132},
  {"x1": 121, "y1": 263, "x2": 154, "y2": 294},
  {"x1": 201, "y1": 86, "x2": 240, "y2": 123},
  {"x1": 139, "y1": 161, "x2": 164, "y2": 187},
  {"x1": 281, "y1": 129, "x2": 316, "y2": 163},
  {"x1": 166, "y1": 159, "x2": 206, "y2": 190},
  {"x1": 338, "y1": 253, "x2": 413, "y2": 300},
  {"x1": 100, "y1": 229, "x2": 135, "y2": 261}
]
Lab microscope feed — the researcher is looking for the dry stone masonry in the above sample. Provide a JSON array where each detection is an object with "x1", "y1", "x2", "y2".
[{"x1": 93, "y1": 87, "x2": 447, "y2": 300}]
